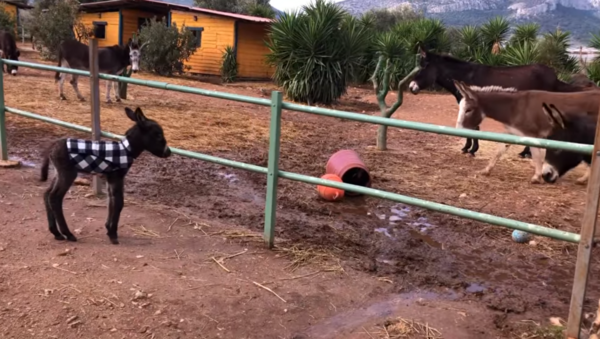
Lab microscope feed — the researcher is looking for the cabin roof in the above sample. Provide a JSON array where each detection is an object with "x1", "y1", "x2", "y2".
[
  {"x1": 79, "y1": 0, "x2": 273, "y2": 23},
  {"x1": 3, "y1": 0, "x2": 33, "y2": 9}
]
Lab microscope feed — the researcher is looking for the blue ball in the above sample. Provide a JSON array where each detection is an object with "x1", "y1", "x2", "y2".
[{"x1": 512, "y1": 230, "x2": 531, "y2": 243}]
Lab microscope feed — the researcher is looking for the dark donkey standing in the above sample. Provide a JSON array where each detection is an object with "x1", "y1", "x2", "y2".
[
  {"x1": 408, "y1": 45, "x2": 588, "y2": 158},
  {"x1": 40, "y1": 107, "x2": 171, "y2": 244},
  {"x1": 55, "y1": 38, "x2": 148, "y2": 103},
  {"x1": 0, "y1": 30, "x2": 20, "y2": 75}
]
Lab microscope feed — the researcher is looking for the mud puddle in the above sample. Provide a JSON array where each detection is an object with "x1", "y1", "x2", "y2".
[{"x1": 298, "y1": 290, "x2": 458, "y2": 339}]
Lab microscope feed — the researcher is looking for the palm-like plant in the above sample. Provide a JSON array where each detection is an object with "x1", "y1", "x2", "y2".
[
  {"x1": 266, "y1": 0, "x2": 372, "y2": 104},
  {"x1": 503, "y1": 40, "x2": 540, "y2": 66},
  {"x1": 480, "y1": 16, "x2": 510, "y2": 50},
  {"x1": 537, "y1": 29, "x2": 580, "y2": 76},
  {"x1": 587, "y1": 60, "x2": 600, "y2": 86},
  {"x1": 509, "y1": 23, "x2": 540, "y2": 46}
]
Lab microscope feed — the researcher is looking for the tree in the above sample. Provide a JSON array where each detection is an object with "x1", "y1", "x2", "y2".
[
  {"x1": 138, "y1": 18, "x2": 198, "y2": 76},
  {"x1": 27, "y1": 0, "x2": 80, "y2": 60},
  {"x1": 194, "y1": 0, "x2": 274, "y2": 18},
  {"x1": 194, "y1": 0, "x2": 241, "y2": 13}
]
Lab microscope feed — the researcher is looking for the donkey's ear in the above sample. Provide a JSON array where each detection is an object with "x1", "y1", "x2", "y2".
[
  {"x1": 453, "y1": 80, "x2": 467, "y2": 98},
  {"x1": 548, "y1": 103, "x2": 566, "y2": 129},
  {"x1": 134, "y1": 107, "x2": 148, "y2": 122},
  {"x1": 125, "y1": 107, "x2": 137, "y2": 122},
  {"x1": 418, "y1": 44, "x2": 427, "y2": 58},
  {"x1": 542, "y1": 103, "x2": 565, "y2": 129}
]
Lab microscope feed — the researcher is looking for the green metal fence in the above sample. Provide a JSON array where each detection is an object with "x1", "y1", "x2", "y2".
[{"x1": 0, "y1": 57, "x2": 598, "y2": 338}]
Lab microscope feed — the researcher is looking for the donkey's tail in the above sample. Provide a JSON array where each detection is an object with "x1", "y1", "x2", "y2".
[{"x1": 40, "y1": 151, "x2": 50, "y2": 182}]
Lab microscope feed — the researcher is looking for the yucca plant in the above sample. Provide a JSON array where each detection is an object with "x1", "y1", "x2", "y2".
[
  {"x1": 220, "y1": 45, "x2": 237, "y2": 83},
  {"x1": 589, "y1": 31, "x2": 600, "y2": 51},
  {"x1": 537, "y1": 29, "x2": 580, "y2": 76},
  {"x1": 266, "y1": 0, "x2": 372, "y2": 105},
  {"x1": 480, "y1": 16, "x2": 510, "y2": 51},
  {"x1": 503, "y1": 40, "x2": 540, "y2": 66},
  {"x1": 509, "y1": 23, "x2": 540, "y2": 47},
  {"x1": 370, "y1": 30, "x2": 419, "y2": 150},
  {"x1": 587, "y1": 60, "x2": 600, "y2": 86},
  {"x1": 455, "y1": 25, "x2": 482, "y2": 61}
]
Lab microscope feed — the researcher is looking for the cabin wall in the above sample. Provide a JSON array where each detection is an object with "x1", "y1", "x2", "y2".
[
  {"x1": 236, "y1": 22, "x2": 273, "y2": 79},
  {"x1": 121, "y1": 9, "x2": 157, "y2": 45},
  {"x1": 78, "y1": 11, "x2": 119, "y2": 47},
  {"x1": 170, "y1": 10, "x2": 235, "y2": 75}
]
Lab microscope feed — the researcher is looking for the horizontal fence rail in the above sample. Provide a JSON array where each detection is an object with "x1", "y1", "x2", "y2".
[
  {"x1": 3, "y1": 60, "x2": 593, "y2": 155},
  {"x1": 2, "y1": 54, "x2": 598, "y2": 339},
  {"x1": 5, "y1": 106, "x2": 581, "y2": 243}
]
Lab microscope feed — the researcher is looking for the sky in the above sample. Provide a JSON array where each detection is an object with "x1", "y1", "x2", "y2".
[{"x1": 270, "y1": 0, "x2": 342, "y2": 12}]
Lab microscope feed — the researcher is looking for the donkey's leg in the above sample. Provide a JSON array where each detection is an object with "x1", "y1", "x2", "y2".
[
  {"x1": 518, "y1": 146, "x2": 532, "y2": 159},
  {"x1": 44, "y1": 177, "x2": 64, "y2": 240},
  {"x1": 70, "y1": 75, "x2": 85, "y2": 101},
  {"x1": 577, "y1": 165, "x2": 590, "y2": 185},
  {"x1": 480, "y1": 144, "x2": 511, "y2": 176},
  {"x1": 105, "y1": 175, "x2": 124, "y2": 244},
  {"x1": 48, "y1": 168, "x2": 78, "y2": 241},
  {"x1": 113, "y1": 81, "x2": 121, "y2": 102},
  {"x1": 529, "y1": 147, "x2": 545, "y2": 184},
  {"x1": 468, "y1": 126, "x2": 480, "y2": 156},
  {"x1": 461, "y1": 138, "x2": 472, "y2": 154},
  {"x1": 105, "y1": 80, "x2": 113, "y2": 103},
  {"x1": 58, "y1": 73, "x2": 67, "y2": 100}
]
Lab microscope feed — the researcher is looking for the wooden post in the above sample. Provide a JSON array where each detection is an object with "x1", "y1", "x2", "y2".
[
  {"x1": 565, "y1": 108, "x2": 600, "y2": 339},
  {"x1": 89, "y1": 39, "x2": 103, "y2": 196}
]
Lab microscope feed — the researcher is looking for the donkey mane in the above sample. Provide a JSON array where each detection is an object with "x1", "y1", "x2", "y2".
[{"x1": 467, "y1": 85, "x2": 518, "y2": 93}]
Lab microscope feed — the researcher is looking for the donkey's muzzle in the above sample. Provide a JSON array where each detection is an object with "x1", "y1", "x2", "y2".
[{"x1": 162, "y1": 147, "x2": 172, "y2": 158}]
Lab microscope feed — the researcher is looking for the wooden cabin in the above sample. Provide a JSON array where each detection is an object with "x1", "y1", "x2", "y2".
[
  {"x1": 79, "y1": 0, "x2": 274, "y2": 79},
  {"x1": 0, "y1": 0, "x2": 33, "y2": 35}
]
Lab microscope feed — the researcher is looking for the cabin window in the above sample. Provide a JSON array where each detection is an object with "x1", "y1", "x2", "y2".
[
  {"x1": 92, "y1": 21, "x2": 107, "y2": 39},
  {"x1": 186, "y1": 27, "x2": 204, "y2": 48},
  {"x1": 138, "y1": 18, "x2": 149, "y2": 31}
]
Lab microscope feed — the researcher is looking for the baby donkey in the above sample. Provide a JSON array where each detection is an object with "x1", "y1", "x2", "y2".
[{"x1": 40, "y1": 107, "x2": 171, "y2": 244}]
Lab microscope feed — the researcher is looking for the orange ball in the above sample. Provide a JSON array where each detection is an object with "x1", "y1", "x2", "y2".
[{"x1": 317, "y1": 174, "x2": 345, "y2": 201}]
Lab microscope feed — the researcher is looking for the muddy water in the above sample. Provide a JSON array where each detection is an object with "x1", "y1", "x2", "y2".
[{"x1": 299, "y1": 290, "x2": 458, "y2": 339}]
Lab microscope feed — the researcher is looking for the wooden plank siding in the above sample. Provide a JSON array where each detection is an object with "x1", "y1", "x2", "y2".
[
  {"x1": 236, "y1": 21, "x2": 273, "y2": 79},
  {"x1": 79, "y1": 11, "x2": 119, "y2": 47},
  {"x1": 170, "y1": 10, "x2": 234, "y2": 76},
  {"x1": 121, "y1": 9, "x2": 157, "y2": 45}
]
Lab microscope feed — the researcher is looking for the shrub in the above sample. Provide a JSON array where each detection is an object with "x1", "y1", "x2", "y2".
[
  {"x1": 27, "y1": 0, "x2": 80, "y2": 60},
  {"x1": 138, "y1": 18, "x2": 198, "y2": 76},
  {"x1": 266, "y1": 0, "x2": 372, "y2": 105},
  {"x1": 0, "y1": 6, "x2": 15, "y2": 34},
  {"x1": 220, "y1": 45, "x2": 237, "y2": 83}
]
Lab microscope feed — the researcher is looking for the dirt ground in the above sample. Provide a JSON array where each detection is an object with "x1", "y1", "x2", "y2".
[{"x1": 1, "y1": 44, "x2": 599, "y2": 338}]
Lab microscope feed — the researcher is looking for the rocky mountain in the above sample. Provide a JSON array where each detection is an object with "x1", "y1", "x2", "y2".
[{"x1": 337, "y1": 0, "x2": 600, "y2": 44}]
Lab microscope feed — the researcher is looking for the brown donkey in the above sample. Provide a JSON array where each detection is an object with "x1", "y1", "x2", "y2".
[
  {"x1": 453, "y1": 80, "x2": 600, "y2": 183},
  {"x1": 40, "y1": 107, "x2": 171, "y2": 244}
]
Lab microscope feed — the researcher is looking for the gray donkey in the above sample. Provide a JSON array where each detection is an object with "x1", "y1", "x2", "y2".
[{"x1": 40, "y1": 107, "x2": 171, "y2": 244}]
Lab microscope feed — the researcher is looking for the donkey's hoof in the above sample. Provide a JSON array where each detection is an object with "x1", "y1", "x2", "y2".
[
  {"x1": 78, "y1": 97, "x2": 85, "y2": 102},
  {"x1": 115, "y1": 97, "x2": 121, "y2": 102},
  {"x1": 109, "y1": 238, "x2": 119, "y2": 245},
  {"x1": 461, "y1": 148, "x2": 469, "y2": 154},
  {"x1": 530, "y1": 176, "x2": 543, "y2": 184},
  {"x1": 65, "y1": 234, "x2": 78, "y2": 242},
  {"x1": 478, "y1": 169, "x2": 491, "y2": 176},
  {"x1": 519, "y1": 153, "x2": 532, "y2": 159},
  {"x1": 53, "y1": 234, "x2": 66, "y2": 241},
  {"x1": 468, "y1": 152, "x2": 476, "y2": 158},
  {"x1": 59, "y1": 95, "x2": 67, "y2": 101}
]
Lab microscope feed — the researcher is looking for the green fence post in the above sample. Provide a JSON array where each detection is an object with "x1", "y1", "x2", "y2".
[
  {"x1": 264, "y1": 91, "x2": 283, "y2": 249},
  {"x1": 0, "y1": 59, "x2": 6, "y2": 161}
]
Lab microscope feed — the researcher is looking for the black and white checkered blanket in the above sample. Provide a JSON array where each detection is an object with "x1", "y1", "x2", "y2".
[{"x1": 66, "y1": 138, "x2": 133, "y2": 174}]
